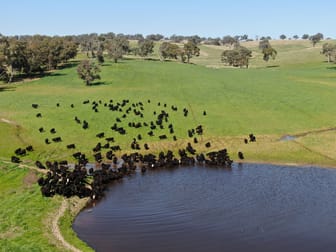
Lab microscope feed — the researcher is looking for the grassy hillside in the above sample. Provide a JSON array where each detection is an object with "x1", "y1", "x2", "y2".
[
  {"x1": 0, "y1": 161, "x2": 92, "y2": 252},
  {"x1": 1, "y1": 39, "x2": 336, "y2": 166},
  {"x1": 1, "y1": 39, "x2": 336, "y2": 251}
]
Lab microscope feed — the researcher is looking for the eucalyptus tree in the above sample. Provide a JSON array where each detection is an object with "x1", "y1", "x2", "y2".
[
  {"x1": 77, "y1": 60, "x2": 101, "y2": 85},
  {"x1": 259, "y1": 39, "x2": 277, "y2": 62},
  {"x1": 221, "y1": 45, "x2": 252, "y2": 68},
  {"x1": 106, "y1": 36, "x2": 130, "y2": 63},
  {"x1": 183, "y1": 40, "x2": 200, "y2": 63},
  {"x1": 137, "y1": 39, "x2": 154, "y2": 57},
  {"x1": 322, "y1": 43, "x2": 336, "y2": 63}
]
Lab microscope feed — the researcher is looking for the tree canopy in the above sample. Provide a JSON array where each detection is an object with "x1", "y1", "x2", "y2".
[
  {"x1": 77, "y1": 60, "x2": 101, "y2": 85},
  {"x1": 309, "y1": 33, "x2": 324, "y2": 47},
  {"x1": 183, "y1": 40, "x2": 200, "y2": 63},
  {"x1": 0, "y1": 35, "x2": 77, "y2": 83},
  {"x1": 106, "y1": 37, "x2": 129, "y2": 63},
  {"x1": 259, "y1": 40, "x2": 277, "y2": 62},
  {"x1": 322, "y1": 43, "x2": 336, "y2": 63},
  {"x1": 137, "y1": 39, "x2": 154, "y2": 58},
  {"x1": 221, "y1": 45, "x2": 252, "y2": 68},
  {"x1": 159, "y1": 42, "x2": 181, "y2": 61}
]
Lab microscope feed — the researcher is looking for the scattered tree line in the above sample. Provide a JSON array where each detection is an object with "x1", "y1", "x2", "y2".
[
  {"x1": 322, "y1": 42, "x2": 336, "y2": 63},
  {"x1": 0, "y1": 35, "x2": 77, "y2": 82},
  {"x1": 0, "y1": 30, "x2": 331, "y2": 84},
  {"x1": 159, "y1": 40, "x2": 200, "y2": 63}
]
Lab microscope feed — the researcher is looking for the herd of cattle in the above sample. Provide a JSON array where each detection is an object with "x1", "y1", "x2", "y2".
[{"x1": 11, "y1": 99, "x2": 256, "y2": 200}]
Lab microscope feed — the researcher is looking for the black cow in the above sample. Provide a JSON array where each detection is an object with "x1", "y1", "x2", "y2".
[
  {"x1": 67, "y1": 144, "x2": 76, "y2": 149},
  {"x1": 32, "y1": 104, "x2": 39, "y2": 109},
  {"x1": 52, "y1": 137, "x2": 62, "y2": 142},
  {"x1": 159, "y1": 134, "x2": 167, "y2": 140},
  {"x1": 11, "y1": 156, "x2": 21, "y2": 163},
  {"x1": 96, "y1": 132, "x2": 105, "y2": 138},
  {"x1": 26, "y1": 145, "x2": 34, "y2": 152}
]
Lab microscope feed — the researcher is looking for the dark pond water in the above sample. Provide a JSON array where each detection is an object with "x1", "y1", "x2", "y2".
[{"x1": 73, "y1": 163, "x2": 336, "y2": 252}]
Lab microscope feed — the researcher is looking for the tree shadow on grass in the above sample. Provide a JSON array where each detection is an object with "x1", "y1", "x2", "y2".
[
  {"x1": 57, "y1": 61, "x2": 80, "y2": 69},
  {"x1": 266, "y1": 65, "x2": 280, "y2": 68},
  {"x1": 88, "y1": 81, "x2": 107, "y2": 86},
  {"x1": 327, "y1": 66, "x2": 336, "y2": 70},
  {"x1": 0, "y1": 85, "x2": 16, "y2": 92},
  {"x1": 144, "y1": 58, "x2": 160, "y2": 62}
]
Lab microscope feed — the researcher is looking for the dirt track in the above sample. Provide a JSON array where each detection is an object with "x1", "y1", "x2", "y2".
[{"x1": 52, "y1": 200, "x2": 82, "y2": 252}]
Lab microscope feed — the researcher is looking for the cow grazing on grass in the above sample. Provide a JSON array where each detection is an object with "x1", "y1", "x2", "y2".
[
  {"x1": 159, "y1": 134, "x2": 167, "y2": 140},
  {"x1": 36, "y1": 113, "x2": 42, "y2": 118},
  {"x1": 196, "y1": 125, "x2": 203, "y2": 135},
  {"x1": 67, "y1": 144, "x2": 76, "y2": 149},
  {"x1": 96, "y1": 132, "x2": 105, "y2": 138},
  {"x1": 205, "y1": 142, "x2": 211, "y2": 148},
  {"x1": 144, "y1": 143, "x2": 149, "y2": 150},
  {"x1": 105, "y1": 137, "x2": 115, "y2": 142},
  {"x1": 14, "y1": 148, "x2": 26, "y2": 156},
  {"x1": 82, "y1": 120, "x2": 89, "y2": 129},
  {"x1": 94, "y1": 152, "x2": 103, "y2": 163},
  {"x1": 26, "y1": 145, "x2": 34, "y2": 152},
  {"x1": 93, "y1": 143, "x2": 102, "y2": 152},
  {"x1": 32, "y1": 104, "x2": 39, "y2": 109},
  {"x1": 11, "y1": 156, "x2": 21, "y2": 163},
  {"x1": 50, "y1": 128, "x2": 56, "y2": 134},
  {"x1": 52, "y1": 137, "x2": 62, "y2": 142},
  {"x1": 45, "y1": 138, "x2": 50, "y2": 144},
  {"x1": 74, "y1": 116, "x2": 81, "y2": 124},
  {"x1": 106, "y1": 150, "x2": 114, "y2": 160},
  {"x1": 35, "y1": 160, "x2": 45, "y2": 169},
  {"x1": 238, "y1": 151, "x2": 244, "y2": 160},
  {"x1": 39, "y1": 127, "x2": 44, "y2": 133},
  {"x1": 249, "y1": 133, "x2": 256, "y2": 142}
]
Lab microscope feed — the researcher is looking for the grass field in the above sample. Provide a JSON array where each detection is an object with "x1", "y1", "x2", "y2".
[
  {"x1": 1, "y1": 39, "x2": 336, "y2": 166},
  {"x1": 1, "y1": 39, "x2": 336, "y2": 251}
]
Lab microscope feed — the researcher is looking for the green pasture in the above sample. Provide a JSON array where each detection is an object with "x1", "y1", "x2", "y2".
[
  {"x1": 1, "y1": 39, "x2": 336, "y2": 251},
  {"x1": 0, "y1": 162, "x2": 61, "y2": 251},
  {"x1": 1, "y1": 39, "x2": 336, "y2": 166}
]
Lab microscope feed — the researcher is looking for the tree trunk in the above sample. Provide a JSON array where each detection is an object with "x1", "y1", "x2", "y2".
[{"x1": 7, "y1": 65, "x2": 13, "y2": 83}]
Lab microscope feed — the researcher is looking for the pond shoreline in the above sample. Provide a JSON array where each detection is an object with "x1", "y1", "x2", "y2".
[{"x1": 73, "y1": 162, "x2": 336, "y2": 252}]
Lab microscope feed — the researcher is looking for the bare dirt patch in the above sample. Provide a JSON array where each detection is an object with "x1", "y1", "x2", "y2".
[
  {"x1": 23, "y1": 170, "x2": 38, "y2": 187},
  {"x1": 0, "y1": 118, "x2": 17, "y2": 125},
  {"x1": 0, "y1": 226, "x2": 23, "y2": 240}
]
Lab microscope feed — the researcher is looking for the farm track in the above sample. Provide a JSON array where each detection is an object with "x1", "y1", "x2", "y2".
[
  {"x1": 1, "y1": 159, "x2": 83, "y2": 252},
  {"x1": 52, "y1": 200, "x2": 82, "y2": 252}
]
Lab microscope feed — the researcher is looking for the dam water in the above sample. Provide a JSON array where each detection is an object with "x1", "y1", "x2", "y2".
[{"x1": 73, "y1": 163, "x2": 336, "y2": 252}]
